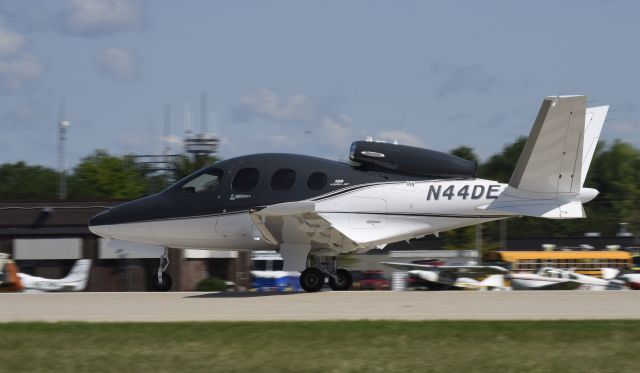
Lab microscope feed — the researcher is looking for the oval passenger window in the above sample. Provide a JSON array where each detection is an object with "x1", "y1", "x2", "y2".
[
  {"x1": 307, "y1": 172, "x2": 327, "y2": 190},
  {"x1": 232, "y1": 168, "x2": 260, "y2": 192},
  {"x1": 270, "y1": 168, "x2": 296, "y2": 191}
]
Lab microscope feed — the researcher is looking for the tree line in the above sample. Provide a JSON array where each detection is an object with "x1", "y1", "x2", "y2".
[
  {"x1": 1, "y1": 139, "x2": 638, "y2": 240},
  {"x1": 0, "y1": 151, "x2": 216, "y2": 201}
]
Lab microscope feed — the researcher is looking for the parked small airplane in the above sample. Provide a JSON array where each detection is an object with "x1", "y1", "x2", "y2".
[
  {"x1": 602, "y1": 268, "x2": 640, "y2": 290},
  {"x1": 89, "y1": 95, "x2": 608, "y2": 292},
  {"x1": 509, "y1": 267, "x2": 625, "y2": 290},
  {"x1": 454, "y1": 275, "x2": 506, "y2": 291},
  {"x1": 382, "y1": 261, "x2": 508, "y2": 290},
  {"x1": 18, "y1": 259, "x2": 92, "y2": 293}
]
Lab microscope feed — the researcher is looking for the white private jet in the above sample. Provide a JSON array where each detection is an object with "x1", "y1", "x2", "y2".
[
  {"x1": 89, "y1": 95, "x2": 608, "y2": 292},
  {"x1": 509, "y1": 267, "x2": 625, "y2": 291},
  {"x1": 18, "y1": 259, "x2": 92, "y2": 293}
]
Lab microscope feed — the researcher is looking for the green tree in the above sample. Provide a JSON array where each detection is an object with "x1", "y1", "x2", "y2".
[
  {"x1": 479, "y1": 137, "x2": 526, "y2": 182},
  {"x1": 0, "y1": 162, "x2": 59, "y2": 200},
  {"x1": 450, "y1": 146, "x2": 479, "y2": 163},
  {"x1": 585, "y1": 140, "x2": 640, "y2": 234},
  {"x1": 67, "y1": 150, "x2": 148, "y2": 199}
]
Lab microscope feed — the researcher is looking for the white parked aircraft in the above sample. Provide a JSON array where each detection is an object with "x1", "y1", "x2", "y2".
[
  {"x1": 89, "y1": 95, "x2": 609, "y2": 292},
  {"x1": 602, "y1": 268, "x2": 640, "y2": 290},
  {"x1": 455, "y1": 275, "x2": 506, "y2": 291},
  {"x1": 18, "y1": 259, "x2": 91, "y2": 293},
  {"x1": 509, "y1": 267, "x2": 625, "y2": 291},
  {"x1": 382, "y1": 261, "x2": 508, "y2": 290}
]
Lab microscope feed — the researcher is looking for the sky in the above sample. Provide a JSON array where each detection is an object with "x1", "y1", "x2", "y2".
[{"x1": 0, "y1": 0, "x2": 639, "y2": 170}]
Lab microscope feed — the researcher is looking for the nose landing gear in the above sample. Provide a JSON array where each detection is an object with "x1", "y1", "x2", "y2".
[{"x1": 151, "y1": 248, "x2": 172, "y2": 291}]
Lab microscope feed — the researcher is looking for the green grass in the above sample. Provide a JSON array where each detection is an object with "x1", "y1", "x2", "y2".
[{"x1": 1, "y1": 321, "x2": 639, "y2": 372}]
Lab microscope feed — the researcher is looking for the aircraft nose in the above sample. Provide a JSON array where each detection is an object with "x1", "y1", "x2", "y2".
[{"x1": 89, "y1": 210, "x2": 111, "y2": 238}]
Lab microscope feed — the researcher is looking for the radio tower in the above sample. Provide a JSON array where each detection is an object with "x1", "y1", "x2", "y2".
[
  {"x1": 58, "y1": 98, "x2": 70, "y2": 200},
  {"x1": 184, "y1": 92, "x2": 219, "y2": 161}
]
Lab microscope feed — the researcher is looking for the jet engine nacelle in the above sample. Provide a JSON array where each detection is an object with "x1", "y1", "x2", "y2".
[{"x1": 349, "y1": 141, "x2": 477, "y2": 178}]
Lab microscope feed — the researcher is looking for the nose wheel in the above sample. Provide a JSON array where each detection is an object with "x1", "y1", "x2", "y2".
[{"x1": 151, "y1": 248, "x2": 172, "y2": 292}]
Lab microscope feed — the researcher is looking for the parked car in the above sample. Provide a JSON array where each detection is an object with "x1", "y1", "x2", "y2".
[{"x1": 354, "y1": 270, "x2": 390, "y2": 290}]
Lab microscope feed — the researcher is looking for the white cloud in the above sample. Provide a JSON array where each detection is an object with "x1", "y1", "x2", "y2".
[
  {"x1": 231, "y1": 89, "x2": 354, "y2": 154},
  {"x1": 0, "y1": 24, "x2": 43, "y2": 93},
  {"x1": 64, "y1": 0, "x2": 145, "y2": 37},
  {"x1": 0, "y1": 26, "x2": 26, "y2": 55},
  {"x1": 318, "y1": 115, "x2": 353, "y2": 149},
  {"x1": 0, "y1": 53, "x2": 43, "y2": 92},
  {"x1": 376, "y1": 130, "x2": 424, "y2": 147},
  {"x1": 233, "y1": 88, "x2": 316, "y2": 123},
  {"x1": 160, "y1": 134, "x2": 183, "y2": 145},
  {"x1": 94, "y1": 47, "x2": 139, "y2": 82}
]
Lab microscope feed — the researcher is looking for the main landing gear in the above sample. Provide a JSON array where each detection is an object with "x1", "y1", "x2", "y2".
[
  {"x1": 300, "y1": 255, "x2": 352, "y2": 292},
  {"x1": 151, "y1": 248, "x2": 172, "y2": 291}
]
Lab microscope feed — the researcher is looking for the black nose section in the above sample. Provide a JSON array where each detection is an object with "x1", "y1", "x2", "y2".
[
  {"x1": 89, "y1": 210, "x2": 111, "y2": 227},
  {"x1": 89, "y1": 210, "x2": 111, "y2": 238}
]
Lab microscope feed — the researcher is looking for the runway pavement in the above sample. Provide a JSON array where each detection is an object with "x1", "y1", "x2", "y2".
[{"x1": 1, "y1": 291, "x2": 639, "y2": 322}]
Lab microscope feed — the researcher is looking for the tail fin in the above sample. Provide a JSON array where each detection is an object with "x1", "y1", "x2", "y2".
[
  {"x1": 62, "y1": 259, "x2": 91, "y2": 283},
  {"x1": 483, "y1": 96, "x2": 607, "y2": 219},
  {"x1": 509, "y1": 95, "x2": 587, "y2": 194},
  {"x1": 479, "y1": 274, "x2": 505, "y2": 290}
]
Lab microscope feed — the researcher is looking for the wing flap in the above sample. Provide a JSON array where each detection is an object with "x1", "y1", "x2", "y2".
[{"x1": 251, "y1": 202, "x2": 362, "y2": 252}]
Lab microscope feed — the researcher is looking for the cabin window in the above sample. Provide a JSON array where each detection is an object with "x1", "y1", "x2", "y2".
[
  {"x1": 180, "y1": 169, "x2": 223, "y2": 193},
  {"x1": 270, "y1": 168, "x2": 296, "y2": 191},
  {"x1": 307, "y1": 172, "x2": 327, "y2": 190},
  {"x1": 232, "y1": 168, "x2": 260, "y2": 192}
]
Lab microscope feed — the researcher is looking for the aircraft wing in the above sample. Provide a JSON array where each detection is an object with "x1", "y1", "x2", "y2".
[
  {"x1": 510, "y1": 277, "x2": 582, "y2": 291},
  {"x1": 250, "y1": 201, "x2": 364, "y2": 252},
  {"x1": 381, "y1": 262, "x2": 509, "y2": 275}
]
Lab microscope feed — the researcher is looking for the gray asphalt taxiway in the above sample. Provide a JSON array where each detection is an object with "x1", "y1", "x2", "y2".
[{"x1": 2, "y1": 291, "x2": 639, "y2": 322}]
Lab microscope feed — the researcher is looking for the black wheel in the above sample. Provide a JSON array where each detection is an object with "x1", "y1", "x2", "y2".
[
  {"x1": 151, "y1": 272, "x2": 172, "y2": 291},
  {"x1": 329, "y1": 268, "x2": 353, "y2": 291},
  {"x1": 300, "y1": 268, "x2": 325, "y2": 292}
]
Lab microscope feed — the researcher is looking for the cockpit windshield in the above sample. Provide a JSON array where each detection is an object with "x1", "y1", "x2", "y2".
[{"x1": 180, "y1": 169, "x2": 224, "y2": 193}]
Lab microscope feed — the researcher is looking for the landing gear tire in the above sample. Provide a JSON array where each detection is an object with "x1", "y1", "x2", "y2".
[
  {"x1": 151, "y1": 272, "x2": 172, "y2": 292},
  {"x1": 329, "y1": 268, "x2": 353, "y2": 291},
  {"x1": 300, "y1": 268, "x2": 325, "y2": 292}
]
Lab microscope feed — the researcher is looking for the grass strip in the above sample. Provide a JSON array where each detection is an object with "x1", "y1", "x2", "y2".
[{"x1": 1, "y1": 320, "x2": 639, "y2": 372}]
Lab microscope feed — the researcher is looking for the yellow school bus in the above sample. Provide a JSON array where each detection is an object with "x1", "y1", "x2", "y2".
[{"x1": 487, "y1": 250, "x2": 633, "y2": 277}]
